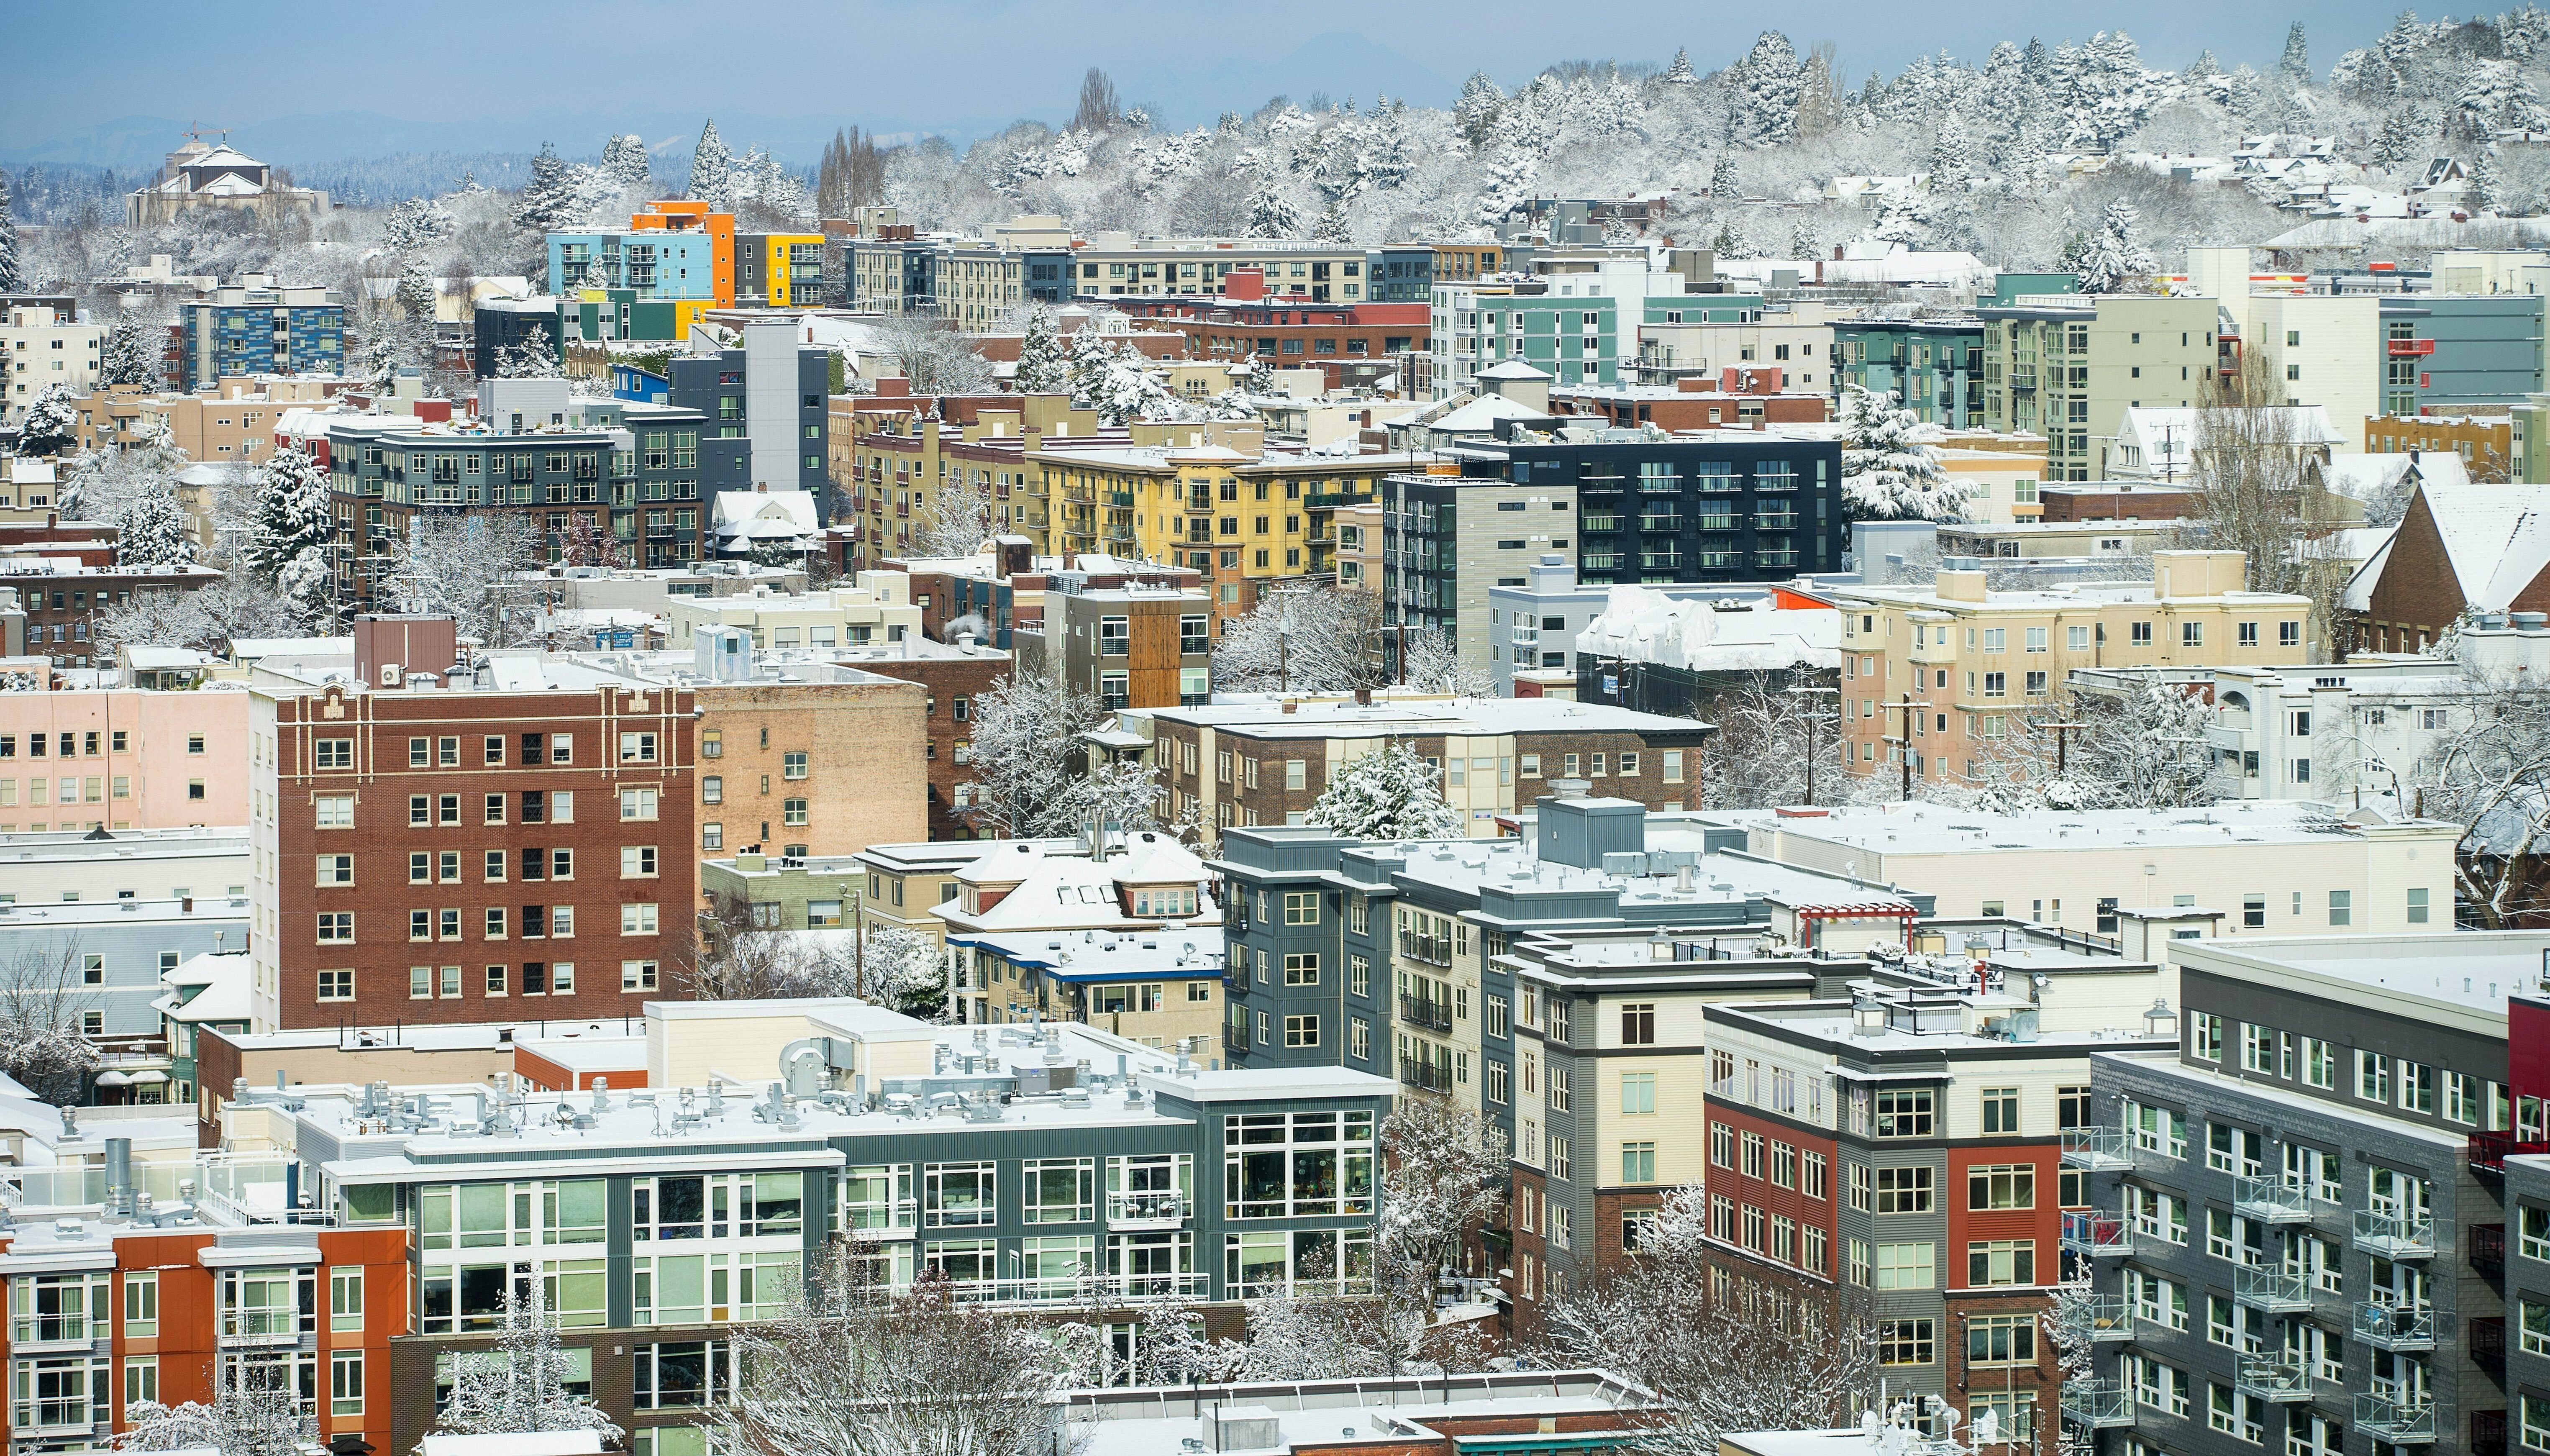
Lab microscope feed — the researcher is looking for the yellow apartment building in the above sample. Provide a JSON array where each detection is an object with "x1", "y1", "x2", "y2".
[
  {"x1": 1831, "y1": 550, "x2": 2315, "y2": 784},
  {"x1": 1027, "y1": 422, "x2": 1420, "y2": 610}
]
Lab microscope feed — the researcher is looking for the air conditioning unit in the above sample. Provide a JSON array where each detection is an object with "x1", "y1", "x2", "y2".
[{"x1": 379, "y1": 664, "x2": 402, "y2": 687}]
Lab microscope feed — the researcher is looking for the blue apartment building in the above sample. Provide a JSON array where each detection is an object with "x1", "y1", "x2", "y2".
[
  {"x1": 2378, "y1": 293, "x2": 2547, "y2": 415},
  {"x1": 174, "y1": 287, "x2": 345, "y2": 388}
]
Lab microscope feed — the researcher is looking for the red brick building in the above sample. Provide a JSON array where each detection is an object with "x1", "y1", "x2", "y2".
[
  {"x1": 1105, "y1": 294, "x2": 1429, "y2": 388},
  {"x1": 2032, "y1": 482, "x2": 2204, "y2": 523},
  {"x1": 247, "y1": 616, "x2": 696, "y2": 1029}
]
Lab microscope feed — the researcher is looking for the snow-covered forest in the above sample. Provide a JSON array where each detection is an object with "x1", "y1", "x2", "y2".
[{"x1": 16, "y1": 10, "x2": 2550, "y2": 310}]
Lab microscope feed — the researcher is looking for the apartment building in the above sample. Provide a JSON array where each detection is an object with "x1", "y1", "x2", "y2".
[
  {"x1": 1017, "y1": 584, "x2": 1207, "y2": 710},
  {"x1": 2376, "y1": 293, "x2": 2545, "y2": 416},
  {"x1": 2365, "y1": 412, "x2": 2513, "y2": 478},
  {"x1": 1828, "y1": 551, "x2": 2315, "y2": 783},
  {"x1": 174, "y1": 284, "x2": 346, "y2": 390},
  {"x1": 1979, "y1": 294, "x2": 2219, "y2": 481},
  {"x1": 1833, "y1": 318, "x2": 1989, "y2": 427},
  {"x1": 6, "y1": 561, "x2": 223, "y2": 670},
  {"x1": 2, "y1": 305, "x2": 103, "y2": 422},
  {"x1": 246, "y1": 616, "x2": 696, "y2": 1031},
  {"x1": 1121, "y1": 694, "x2": 1715, "y2": 841},
  {"x1": 605, "y1": 636, "x2": 926, "y2": 859},
  {"x1": 0, "y1": 687, "x2": 249, "y2": 829},
  {"x1": 1630, "y1": 297, "x2": 1842, "y2": 392},
  {"x1": 1384, "y1": 432, "x2": 1847, "y2": 668},
  {"x1": 2068, "y1": 932, "x2": 2541, "y2": 1456},
  {"x1": 851, "y1": 836, "x2": 1089, "y2": 949},
  {"x1": 0, "y1": 891, "x2": 249, "y2": 1046},
  {"x1": 663, "y1": 578, "x2": 919, "y2": 650},
  {"x1": 1429, "y1": 283, "x2": 1620, "y2": 399},
  {"x1": 2184, "y1": 250, "x2": 2381, "y2": 454},
  {"x1": 830, "y1": 386, "x2": 1091, "y2": 568},
  {"x1": 664, "y1": 321, "x2": 833, "y2": 512},
  {"x1": 935, "y1": 835, "x2": 1220, "y2": 1026},
  {"x1": 1568, "y1": 583, "x2": 1841, "y2": 715},
  {"x1": 1069, "y1": 239, "x2": 1374, "y2": 303},
  {"x1": 135, "y1": 377, "x2": 351, "y2": 465},
  {"x1": 833, "y1": 635, "x2": 1014, "y2": 841},
  {"x1": 1693, "y1": 969, "x2": 2177, "y2": 1434},
  {"x1": 1105, "y1": 292, "x2": 1426, "y2": 388},
  {"x1": 1549, "y1": 374, "x2": 1832, "y2": 432},
  {"x1": 957, "y1": 925, "x2": 1225, "y2": 1052},
  {"x1": 323, "y1": 402, "x2": 711, "y2": 599},
  {"x1": 1715, "y1": 798, "x2": 2459, "y2": 942},
  {"x1": 1029, "y1": 421, "x2": 1417, "y2": 603}
]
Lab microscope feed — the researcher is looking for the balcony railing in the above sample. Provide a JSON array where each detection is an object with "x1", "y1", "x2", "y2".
[
  {"x1": 911, "y1": 1271, "x2": 1208, "y2": 1307},
  {"x1": 2355, "y1": 1208, "x2": 2436, "y2": 1259},
  {"x1": 1222, "y1": 1025, "x2": 1250, "y2": 1055},
  {"x1": 1105, "y1": 1192, "x2": 1190, "y2": 1229},
  {"x1": 2475, "y1": 1223, "x2": 2507, "y2": 1282},
  {"x1": 2476, "y1": 1410, "x2": 2510, "y2": 1456},
  {"x1": 2061, "y1": 1379, "x2": 2131, "y2": 1428},
  {"x1": 2232, "y1": 1264, "x2": 2312, "y2": 1312},
  {"x1": 218, "y1": 1307, "x2": 307, "y2": 1343},
  {"x1": 2355, "y1": 1300, "x2": 2436, "y2": 1351},
  {"x1": 2072, "y1": 1291, "x2": 2131, "y2": 1340},
  {"x1": 8, "y1": 1313, "x2": 92, "y2": 1347},
  {"x1": 2234, "y1": 1176, "x2": 2311, "y2": 1223},
  {"x1": 2060, "y1": 1210, "x2": 2130, "y2": 1256},
  {"x1": 2234, "y1": 1354, "x2": 2313, "y2": 1403},
  {"x1": 2470, "y1": 1130, "x2": 2546, "y2": 1174},
  {"x1": 2061, "y1": 1126, "x2": 2132, "y2": 1170},
  {"x1": 2388, "y1": 338, "x2": 2437, "y2": 356},
  {"x1": 1756, "y1": 512, "x2": 1800, "y2": 530},
  {"x1": 2354, "y1": 1392, "x2": 2437, "y2": 1444},
  {"x1": 1399, "y1": 1058, "x2": 1453, "y2": 1093},
  {"x1": 2474, "y1": 1315, "x2": 2507, "y2": 1380},
  {"x1": 1398, "y1": 995, "x2": 1453, "y2": 1032},
  {"x1": 1397, "y1": 932, "x2": 1453, "y2": 966}
]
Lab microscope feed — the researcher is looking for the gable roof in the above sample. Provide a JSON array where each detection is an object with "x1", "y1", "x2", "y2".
[{"x1": 2389, "y1": 481, "x2": 2550, "y2": 613}]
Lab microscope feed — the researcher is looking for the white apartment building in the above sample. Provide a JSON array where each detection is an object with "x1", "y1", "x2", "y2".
[
  {"x1": 664, "y1": 576, "x2": 923, "y2": 650},
  {"x1": 1633, "y1": 299, "x2": 1844, "y2": 389},
  {"x1": 2076, "y1": 613, "x2": 2550, "y2": 807},
  {"x1": 1709, "y1": 798, "x2": 2460, "y2": 940},
  {"x1": 0, "y1": 826, "x2": 249, "y2": 907},
  {"x1": 2, "y1": 306, "x2": 103, "y2": 422},
  {"x1": 2188, "y1": 246, "x2": 2382, "y2": 451}
]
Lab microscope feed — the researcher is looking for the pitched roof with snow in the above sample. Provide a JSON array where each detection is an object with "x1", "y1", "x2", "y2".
[
  {"x1": 709, "y1": 490, "x2": 818, "y2": 543},
  {"x1": 1575, "y1": 585, "x2": 1841, "y2": 674},
  {"x1": 2394, "y1": 481, "x2": 2550, "y2": 611}
]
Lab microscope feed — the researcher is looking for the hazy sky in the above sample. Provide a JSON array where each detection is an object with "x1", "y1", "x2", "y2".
[{"x1": 1, "y1": 0, "x2": 2417, "y2": 154}]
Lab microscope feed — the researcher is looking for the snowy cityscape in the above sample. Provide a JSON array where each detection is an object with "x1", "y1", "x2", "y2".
[{"x1": 10, "y1": 5, "x2": 2550, "y2": 1456}]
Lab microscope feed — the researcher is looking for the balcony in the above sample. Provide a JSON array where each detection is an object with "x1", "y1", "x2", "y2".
[
  {"x1": 2060, "y1": 1379, "x2": 2132, "y2": 1428},
  {"x1": 1695, "y1": 513, "x2": 1738, "y2": 531},
  {"x1": 2473, "y1": 1315, "x2": 2506, "y2": 1381},
  {"x1": 2355, "y1": 1208, "x2": 2436, "y2": 1259},
  {"x1": 2234, "y1": 1354, "x2": 2314, "y2": 1403},
  {"x1": 1105, "y1": 1191, "x2": 1190, "y2": 1230},
  {"x1": 2354, "y1": 1392, "x2": 2436, "y2": 1444},
  {"x1": 1638, "y1": 515, "x2": 1681, "y2": 533},
  {"x1": 1399, "y1": 1057, "x2": 1453, "y2": 1094},
  {"x1": 1755, "y1": 512, "x2": 1799, "y2": 530},
  {"x1": 2061, "y1": 1126, "x2": 2132, "y2": 1170},
  {"x1": 2072, "y1": 1291, "x2": 2132, "y2": 1340},
  {"x1": 217, "y1": 1307, "x2": 307, "y2": 1346},
  {"x1": 11, "y1": 1400, "x2": 96, "y2": 1437},
  {"x1": 2475, "y1": 1223, "x2": 2507, "y2": 1282},
  {"x1": 2061, "y1": 1210, "x2": 2130, "y2": 1257},
  {"x1": 2388, "y1": 338, "x2": 2437, "y2": 356},
  {"x1": 2232, "y1": 1264, "x2": 2312, "y2": 1313},
  {"x1": 1397, "y1": 932, "x2": 1453, "y2": 966},
  {"x1": 2470, "y1": 1130, "x2": 2546, "y2": 1174},
  {"x1": 2477, "y1": 1410, "x2": 2510, "y2": 1456},
  {"x1": 1399, "y1": 995, "x2": 1453, "y2": 1033},
  {"x1": 2234, "y1": 1176, "x2": 2311, "y2": 1223},
  {"x1": 1754, "y1": 551, "x2": 1799, "y2": 568},
  {"x1": 928, "y1": 1271, "x2": 1210, "y2": 1307},
  {"x1": 2355, "y1": 1300, "x2": 2436, "y2": 1351},
  {"x1": 7, "y1": 1314, "x2": 93, "y2": 1350},
  {"x1": 1222, "y1": 1025, "x2": 1249, "y2": 1056}
]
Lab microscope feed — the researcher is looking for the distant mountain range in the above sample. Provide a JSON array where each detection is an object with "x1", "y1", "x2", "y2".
[{"x1": 0, "y1": 35, "x2": 1462, "y2": 176}]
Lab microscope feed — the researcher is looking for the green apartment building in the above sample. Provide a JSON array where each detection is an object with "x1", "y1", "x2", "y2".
[
  {"x1": 1427, "y1": 283, "x2": 1619, "y2": 399},
  {"x1": 1978, "y1": 293, "x2": 2221, "y2": 479},
  {"x1": 1832, "y1": 318, "x2": 1987, "y2": 427}
]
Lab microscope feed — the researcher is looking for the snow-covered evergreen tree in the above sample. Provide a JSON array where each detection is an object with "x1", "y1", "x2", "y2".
[
  {"x1": 602, "y1": 133, "x2": 654, "y2": 189},
  {"x1": 2374, "y1": 105, "x2": 2424, "y2": 169},
  {"x1": 433, "y1": 1286, "x2": 623, "y2": 1443},
  {"x1": 2478, "y1": 149, "x2": 2506, "y2": 211},
  {"x1": 1014, "y1": 306, "x2": 1071, "y2": 394},
  {"x1": 1068, "y1": 331, "x2": 1180, "y2": 424},
  {"x1": 1709, "y1": 155, "x2": 1740, "y2": 197},
  {"x1": 245, "y1": 446, "x2": 336, "y2": 623},
  {"x1": 1927, "y1": 113, "x2": 1971, "y2": 197},
  {"x1": 1246, "y1": 183, "x2": 1300, "y2": 238},
  {"x1": 15, "y1": 384, "x2": 77, "y2": 456},
  {"x1": 497, "y1": 327, "x2": 562, "y2": 379},
  {"x1": 2071, "y1": 200, "x2": 2154, "y2": 293},
  {"x1": 1839, "y1": 386, "x2": 1970, "y2": 522},
  {"x1": 113, "y1": 489, "x2": 197, "y2": 569},
  {"x1": 0, "y1": 168, "x2": 21, "y2": 294},
  {"x1": 1305, "y1": 741, "x2": 1464, "y2": 841},
  {"x1": 382, "y1": 195, "x2": 454, "y2": 252},
  {"x1": 1662, "y1": 47, "x2": 1697, "y2": 85},
  {"x1": 1732, "y1": 31, "x2": 1805, "y2": 147},
  {"x1": 395, "y1": 254, "x2": 438, "y2": 323},
  {"x1": 2280, "y1": 22, "x2": 2312, "y2": 84},
  {"x1": 513, "y1": 142, "x2": 580, "y2": 233},
  {"x1": 687, "y1": 118, "x2": 733, "y2": 205},
  {"x1": 98, "y1": 313, "x2": 161, "y2": 387},
  {"x1": 1455, "y1": 72, "x2": 1504, "y2": 148},
  {"x1": 1313, "y1": 202, "x2": 1352, "y2": 243}
]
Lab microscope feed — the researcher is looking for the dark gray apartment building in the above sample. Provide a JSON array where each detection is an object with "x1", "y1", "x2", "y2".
[{"x1": 2068, "y1": 933, "x2": 2540, "y2": 1456}]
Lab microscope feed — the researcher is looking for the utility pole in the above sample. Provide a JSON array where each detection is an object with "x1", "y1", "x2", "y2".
[
  {"x1": 1787, "y1": 683, "x2": 1839, "y2": 804},
  {"x1": 2038, "y1": 720, "x2": 2090, "y2": 774},
  {"x1": 1881, "y1": 692, "x2": 1934, "y2": 801}
]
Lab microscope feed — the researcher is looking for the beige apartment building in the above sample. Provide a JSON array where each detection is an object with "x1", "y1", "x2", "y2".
[
  {"x1": 1979, "y1": 294, "x2": 2221, "y2": 480},
  {"x1": 3, "y1": 306, "x2": 103, "y2": 423},
  {"x1": 1831, "y1": 550, "x2": 2314, "y2": 783},
  {"x1": 1715, "y1": 798, "x2": 2460, "y2": 943},
  {"x1": 663, "y1": 577, "x2": 923, "y2": 650}
]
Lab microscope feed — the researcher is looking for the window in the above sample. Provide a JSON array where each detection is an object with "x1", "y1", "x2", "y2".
[
  {"x1": 1969, "y1": 1312, "x2": 2037, "y2": 1366},
  {"x1": 622, "y1": 904, "x2": 660, "y2": 936},
  {"x1": 316, "y1": 912, "x2": 353, "y2": 943},
  {"x1": 1621, "y1": 1070, "x2": 1656, "y2": 1115},
  {"x1": 1876, "y1": 1166, "x2": 1933, "y2": 1214},
  {"x1": 1874, "y1": 1242, "x2": 1935, "y2": 1289},
  {"x1": 316, "y1": 795, "x2": 353, "y2": 827},
  {"x1": 1969, "y1": 1164, "x2": 2035, "y2": 1210},
  {"x1": 1879, "y1": 1319, "x2": 1935, "y2": 1366},
  {"x1": 1621, "y1": 1002, "x2": 1656, "y2": 1045},
  {"x1": 2408, "y1": 887, "x2": 2430, "y2": 923},
  {"x1": 318, "y1": 969, "x2": 354, "y2": 1001},
  {"x1": 329, "y1": 1267, "x2": 363, "y2": 1333},
  {"x1": 315, "y1": 738, "x2": 352, "y2": 769},
  {"x1": 1284, "y1": 1015, "x2": 1319, "y2": 1047},
  {"x1": 1981, "y1": 1086, "x2": 2019, "y2": 1133},
  {"x1": 1621, "y1": 1141, "x2": 1656, "y2": 1183},
  {"x1": 622, "y1": 960, "x2": 659, "y2": 991},
  {"x1": 1283, "y1": 892, "x2": 1319, "y2": 924},
  {"x1": 1875, "y1": 1087, "x2": 1934, "y2": 1137},
  {"x1": 620, "y1": 787, "x2": 659, "y2": 820},
  {"x1": 1968, "y1": 1239, "x2": 2037, "y2": 1287},
  {"x1": 123, "y1": 1271, "x2": 159, "y2": 1337},
  {"x1": 2358, "y1": 1049, "x2": 2392, "y2": 1103},
  {"x1": 1282, "y1": 954, "x2": 1318, "y2": 986}
]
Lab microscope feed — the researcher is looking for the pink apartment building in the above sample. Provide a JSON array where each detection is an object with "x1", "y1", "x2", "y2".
[{"x1": 0, "y1": 688, "x2": 249, "y2": 831}]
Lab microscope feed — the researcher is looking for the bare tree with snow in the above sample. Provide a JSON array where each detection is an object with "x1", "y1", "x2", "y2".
[
  {"x1": 432, "y1": 1284, "x2": 623, "y2": 1444},
  {"x1": 962, "y1": 664, "x2": 1105, "y2": 838},
  {"x1": 1212, "y1": 588, "x2": 1388, "y2": 694},
  {"x1": 116, "y1": 1372, "x2": 311, "y2": 1456},
  {"x1": 379, "y1": 511, "x2": 546, "y2": 646},
  {"x1": 0, "y1": 937, "x2": 102, "y2": 1106}
]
